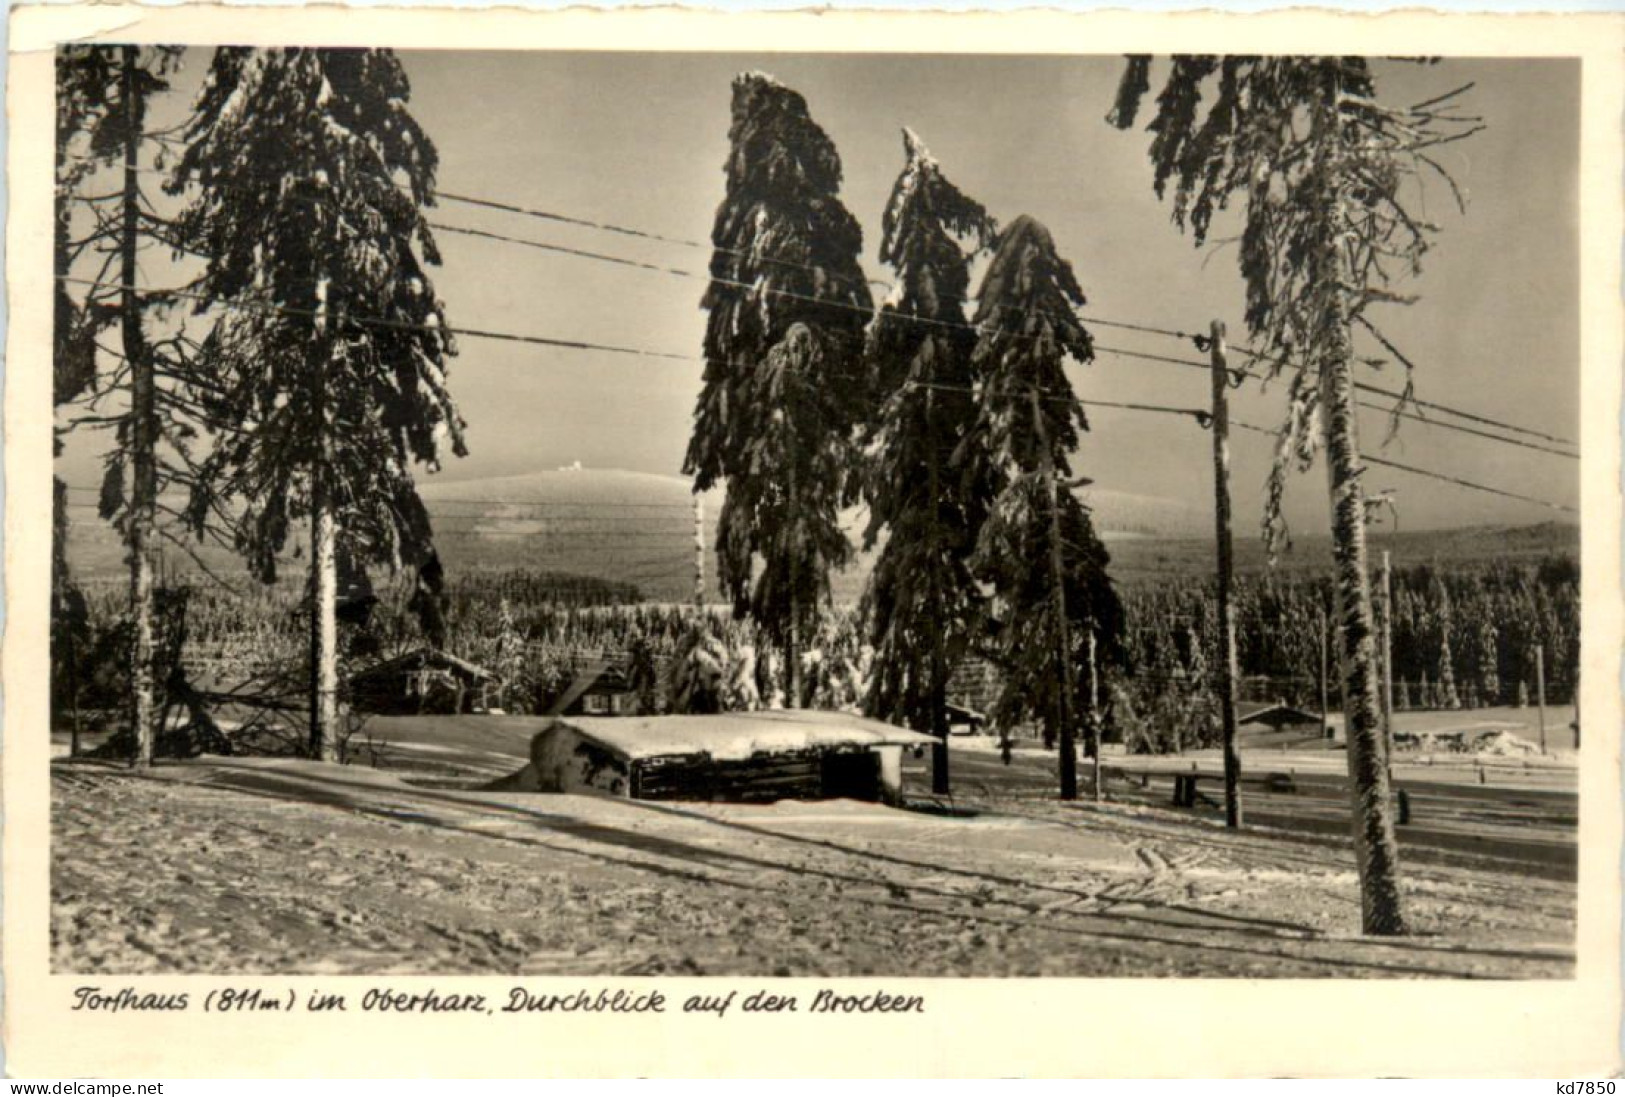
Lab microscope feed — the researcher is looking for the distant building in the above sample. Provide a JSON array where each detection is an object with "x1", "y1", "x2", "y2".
[
  {"x1": 946, "y1": 702, "x2": 987, "y2": 735},
  {"x1": 1236, "y1": 702, "x2": 1322, "y2": 731},
  {"x1": 349, "y1": 648, "x2": 500, "y2": 716},
  {"x1": 547, "y1": 657, "x2": 642, "y2": 717}
]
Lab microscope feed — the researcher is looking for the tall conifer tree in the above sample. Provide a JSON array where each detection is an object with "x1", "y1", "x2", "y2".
[
  {"x1": 173, "y1": 48, "x2": 466, "y2": 759},
  {"x1": 53, "y1": 46, "x2": 116, "y2": 756},
  {"x1": 684, "y1": 72, "x2": 871, "y2": 705},
  {"x1": 1110, "y1": 56, "x2": 1480, "y2": 933},
  {"x1": 968, "y1": 216, "x2": 1122, "y2": 800},
  {"x1": 53, "y1": 45, "x2": 186, "y2": 767},
  {"x1": 863, "y1": 129, "x2": 996, "y2": 793}
]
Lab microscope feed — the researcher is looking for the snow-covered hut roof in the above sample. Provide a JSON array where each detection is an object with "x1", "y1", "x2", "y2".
[
  {"x1": 1236, "y1": 702, "x2": 1322, "y2": 726},
  {"x1": 558, "y1": 710, "x2": 935, "y2": 763},
  {"x1": 545, "y1": 657, "x2": 634, "y2": 717},
  {"x1": 353, "y1": 647, "x2": 498, "y2": 683}
]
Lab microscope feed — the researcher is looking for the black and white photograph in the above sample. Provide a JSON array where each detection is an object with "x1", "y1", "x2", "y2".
[{"x1": 8, "y1": 3, "x2": 1623, "y2": 1079}]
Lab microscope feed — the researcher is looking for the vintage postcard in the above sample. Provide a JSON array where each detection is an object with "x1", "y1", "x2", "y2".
[{"x1": 6, "y1": 3, "x2": 1622, "y2": 1078}]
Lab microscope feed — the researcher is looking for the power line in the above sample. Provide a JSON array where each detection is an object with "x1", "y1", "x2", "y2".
[
  {"x1": 439, "y1": 212, "x2": 1109, "y2": 355},
  {"x1": 1225, "y1": 335, "x2": 1577, "y2": 450},
  {"x1": 431, "y1": 182, "x2": 1579, "y2": 453},
  {"x1": 1357, "y1": 380, "x2": 1576, "y2": 450},
  {"x1": 430, "y1": 222, "x2": 696, "y2": 280},
  {"x1": 1359, "y1": 398, "x2": 1577, "y2": 459},
  {"x1": 56, "y1": 275, "x2": 1197, "y2": 419},
  {"x1": 59, "y1": 274, "x2": 1578, "y2": 516},
  {"x1": 57, "y1": 275, "x2": 698, "y2": 364},
  {"x1": 434, "y1": 219, "x2": 1578, "y2": 458},
  {"x1": 67, "y1": 158, "x2": 1579, "y2": 457},
  {"x1": 903, "y1": 379, "x2": 1203, "y2": 419},
  {"x1": 438, "y1": 190, "x2": 892, "y2": 294},
  {"x1": 1229, "y1": 418, "x2": 1577, "y2": 515}
]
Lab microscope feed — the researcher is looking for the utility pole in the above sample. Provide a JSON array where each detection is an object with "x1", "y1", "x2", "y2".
[
  {"x1": 1566, "y1": 666, "x2": 1579, "y2": 750},
  {"x1": 1032, "y1": 388, "x2": 1078, "y2": 801},
  {"x1": 1535, "y1": 643, "x2": 1547, "y2": 753},
  {"x1": 692, "y1": 494, "x2": 705, "y2": 609},
  {"x1": 1380, "y1": 550, "x2": 1395, "y2": 771},
  {"x1": 1087, "y1": 628, "x2": 1102, "y2": 802},
  {"x1": 1209, "y1": 320, "x2": 1242, "y2": 829},
  {"x1": 1318, "y1": 609, "x2": 1331, "y2": 741}
]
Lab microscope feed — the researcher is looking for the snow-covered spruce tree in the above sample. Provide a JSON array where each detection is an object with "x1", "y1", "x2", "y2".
[
  {"x1": 720, "y1": 323, "x2": 858, "y2": 707},
  {"x1": 862, "y1": 128, "x2": 997, "y2": 794},
  {"x1": 54, "y1": 45, "x2": 190, "y2": 767},
  {"x1": 52, "y1": 46, "x2": 117, "y2": 756},
  {"x1": 172, "y1": 48, "x2": 466, "y2": 760},
  {"x1": 1477, "y1": 619, "x2": 1501, "y2": 706},
  {"x1": 491, "y1": 597, "x2": 525, "y2": 711},
  {"x1": 1110, "y1": 56, "x2": 1480, "y2": 935},
  {"x1": 968, "y1": 216, "x2": 1123, "y2": 802},
  {"x1": 1432, "y1": 576, "x2": 1461, "y2": 711},
  {"x1": 683, "y1": 73, "x2": 871, "y2": 707},
  {"x1": 665, "y1": 618, "x2": 729, "y2": 715},
  {"x1": 54, "y1": 47, "x2": 117, "y2": 412}
]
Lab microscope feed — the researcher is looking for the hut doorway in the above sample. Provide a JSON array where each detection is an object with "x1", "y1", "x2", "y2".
[{"x1": 820, "y1": 749, "x2": 883, "y2": 801}]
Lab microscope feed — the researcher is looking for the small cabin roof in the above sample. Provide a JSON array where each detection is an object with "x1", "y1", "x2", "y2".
[
  {"x1": 1237, "y1": 701, "x2": 1321, "y2": 725},
  {"x1": 352, "y1": 647, "x2": 498, "y2": 683},
  {"x1": 557, "y1": 709, "x2": 936, "y2": 762},
  {"x1": 546, "y1": 657, "x2": 633, "y2": 716}
]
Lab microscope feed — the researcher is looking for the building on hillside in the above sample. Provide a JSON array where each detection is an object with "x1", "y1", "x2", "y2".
[
  {"x1": 349, "y1": 647, "x2": 500, "y2": 716},
  {"x1": 946, "y1": 702, "x2": 987, "y2": 735},
  {"x1": 522, "y1": 710, "x2": 936, "y2": 804},
  {"x1": 1235, "y1": 702, "x2": 1323, "y2": 731},
  {"x1": 948, "y1": 657, "x2": 1001, "y2": 719},
  {"x1": 547, "y1": 658, "x2": 643, "y2": 717}
]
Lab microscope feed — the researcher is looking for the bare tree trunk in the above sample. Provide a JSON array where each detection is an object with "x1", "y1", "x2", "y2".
[
  {"x1": 120, "y1": 47, "x2": 157, "y2": 770},
  {"x1": 308, "y1": 278, "x2": 340, "y2": 760},
  {"x1": 1321, "y1": 333, "x2": 1407, "y2": 936},
  {"x1": 309, "y1": 460, "x2": 340, "y2": 759},
  {"x1": 926, "y1": 387, "x2": 949, "y2": 794},
  {"x1": 1086, "y1": 628, "x2": 1101, "y2": 801},
  {"x1": 786, "y1": 459, "x2": 802, "y2": 710},
  {"x1": 1032, "y1": 391, "x2": 1077, "y2": 801}
]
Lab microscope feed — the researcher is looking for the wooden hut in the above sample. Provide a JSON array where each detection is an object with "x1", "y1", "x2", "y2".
[
  {"x1": 349, "y1": 648, "x2": 499, "y2": 715},
  {"x1": 546, "y1": 657, "x2": 642, "y2": 718},
  {"x1": 524, "y1": 710, "x2": 936, "y2": 804},
  {"x1": 1236, "y1": 702, "x2": 1323, "y2": 731}
]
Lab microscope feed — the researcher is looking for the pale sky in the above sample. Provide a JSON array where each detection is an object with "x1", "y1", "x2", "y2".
[{"x1": 60, "y1": 52, "x2": 1581, "y2": 537}]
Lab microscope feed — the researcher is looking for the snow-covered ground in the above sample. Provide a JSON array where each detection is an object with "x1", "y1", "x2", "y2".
[{"x1": 51, "y1": 717, "x2": 1575, "y2": 977}]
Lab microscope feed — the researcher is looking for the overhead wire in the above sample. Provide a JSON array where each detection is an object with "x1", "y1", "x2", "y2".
[
  {"x1": 59, "y1": 157, "x2": 1581, "y2": 510},
  {"x1": 434, "y1": 205, "x2": 1578, "y2": 459},
  {"x1": 59, "y1": 272, "x2": 1579, "y2": 517},
  {"x1": 1229, "y1": 418, "x2": 1577, "y2": 515},
  {"x1": 65, "y1": 154, "x2": 1578, "y2": 456}
]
